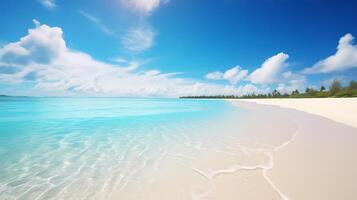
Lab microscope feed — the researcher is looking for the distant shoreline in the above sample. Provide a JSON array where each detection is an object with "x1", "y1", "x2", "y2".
[
  {"x1": 180, "y1": 96, "x2": 357, "y2": 99},
  {"x1": 181, "y1": 80, "x2": 357, "y2": 99}
]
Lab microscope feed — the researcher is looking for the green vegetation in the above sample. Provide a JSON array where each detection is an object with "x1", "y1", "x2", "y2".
[{"x1": 180, "y1": 80, "x2": 357, "y2": 99}]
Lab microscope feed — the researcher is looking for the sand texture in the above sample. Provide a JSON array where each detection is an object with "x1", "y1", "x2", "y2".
[{"x1": 235, "y1": 98, "x2": 357, "y2": 128}]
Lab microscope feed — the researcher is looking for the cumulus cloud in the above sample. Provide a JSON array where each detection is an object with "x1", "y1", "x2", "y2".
[
  {"x1": 303, "y1": 33, "x2": 357, "y2": 74},
  {"x1": 223, "y1": 66, "x2": 249, "y2": 84},
  {"x1": 38, "y1": 0, "x2": 56, "y2": 10},
  {"x1": 205, "y1": 66, "x2": 248, "y2": 84},
  {"x1": 78, "y1": 10, "x2": 115, "y2": 36},
  {"x1": 205, "y1": 71, "x2": 223, "y2": 80},
  {"x1": 237, "y1": 84, "x2": 270, "y2": 95},
  {"x1": 0, "y1": 21, "x2": 261, "y2": 97},
  {"x1": 0, "y1": 20, "x2": 66, "y2": 66},
  {"x1": 247, "y1": 53, "x2": 306, "y2": 93},
  {"x1": 121, "y1": 0, "x2": 169, "y2": 15},
  {"x1": 249, "y1": 53, "x2": 289, "y2": 84},
  {"x1": 205, "y1": 53, "x2": 306, "y2": 93},
  {"x1": 121, "y1": 26, "x2": 155, "y2": 52},
  {"x1": 276, "y1": 71, "x2": 307, "y2": 93}
]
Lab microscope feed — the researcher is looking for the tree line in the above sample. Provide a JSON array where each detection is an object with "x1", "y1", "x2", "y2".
[{"x1": 180, "y1": 80, "x2": 357, "y2": 99}]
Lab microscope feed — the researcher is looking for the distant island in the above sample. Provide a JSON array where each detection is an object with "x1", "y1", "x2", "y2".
[{"x1": 181, "y1": 80, "x2": 357, "y2": 99}]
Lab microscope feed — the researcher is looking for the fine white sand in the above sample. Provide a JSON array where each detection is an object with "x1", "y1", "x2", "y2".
[
  {"x1": 229, "y1": 100, "x2": 357, "y2": 200},
  {"x1": 108, "y1": 101, "x2": 357, "y2": 200},
  {"x1": 235, "y1": 98, "x2": 357, "y2": 128}
]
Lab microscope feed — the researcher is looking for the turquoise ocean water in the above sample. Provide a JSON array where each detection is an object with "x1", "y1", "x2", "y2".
[{"x1": 0, "y1": 97, "x2": 242, "y2": 199}]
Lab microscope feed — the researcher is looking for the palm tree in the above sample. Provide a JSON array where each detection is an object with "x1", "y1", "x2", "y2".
[
  {"x1": 348, "y1": 80, "x2": 357, "y2": 91},
  {"x1": 320, "y1": 86, "x2": 326, "y2": 92},
  {"x1": 271, "y1": 89, "x2": 281, "y2": 97},
  {"x1": 291, "y1": 89, "x2": 299, "y2": 95},
  {"x1": 305, "y1": 88, "x2": 311, "y2": 93},
  {"x1": 329, "y1": 79, "x2": 342, "y2": 95}
]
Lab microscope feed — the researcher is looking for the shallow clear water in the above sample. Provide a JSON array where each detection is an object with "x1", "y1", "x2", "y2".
[{"x1": 0, "y1": 97, "x2": 244, "y2": 199}]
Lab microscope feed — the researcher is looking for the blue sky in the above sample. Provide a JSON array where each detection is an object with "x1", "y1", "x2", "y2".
[{"x1": 0, "y1": 0, "x2": 357, "y2": 97}]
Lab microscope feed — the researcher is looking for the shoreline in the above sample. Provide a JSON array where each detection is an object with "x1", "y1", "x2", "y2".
[
  {"x1": 1, "y1": 98, "x2": 357, "y2": 199},
  {"x1": 229, "y1": 98, "x2": 357, "y2": 128}
]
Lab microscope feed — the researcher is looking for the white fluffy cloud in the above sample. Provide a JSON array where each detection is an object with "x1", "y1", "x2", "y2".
[
  {"x1": 224, "y1": 67, "x2": 248, "y2": 84},
  {"x1": 205, "y1": 71, "x2": 223, "y2": 80},
  {"x1": 247, "y1": 53, "x2": 306, "y2": 93},
  {"x1": 249, "y1": 53, "x2": 289, "y2": 84},
  {"x1": 276, "y1": 71, "x2": 307, "y2": 93},
  {"x1": 38, "y1": 0, "x2": 56, "y2": 9},
  {"x1": 0, "y1": 21, "x2": 261, "y2": 97},
  {"x1": 205, "y1": 66, "x2": 248, "y2": 84},
  {"x1": 121, "y1": 0, "x2": 169, "y2": 15},
  {"x1": 121, "y1": 26, "x2": 155, "y2": 52},
  {"x1": 205, "y1": 52, "x2": 307, "y2": 93},
  {"x1": 303, "y1": 33, "x2": 357, "y2": 74},
  {"x1": 0, "y1": 19, "x2": 65, "y2": 66}
]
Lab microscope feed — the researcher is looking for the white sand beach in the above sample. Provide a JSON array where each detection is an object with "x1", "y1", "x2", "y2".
[
  {"x1": 2, "y1": 98, "x2": 357, "y2": 199},
  {"x1": 235, "y1": 98, "x2": 357, "y2": 128},
  {"x1": 228, "y1": 99, "x2": 357, "y2": 199},
  {"x1": 108, "y1": 100, "x2": 357, "y2": 200}
]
